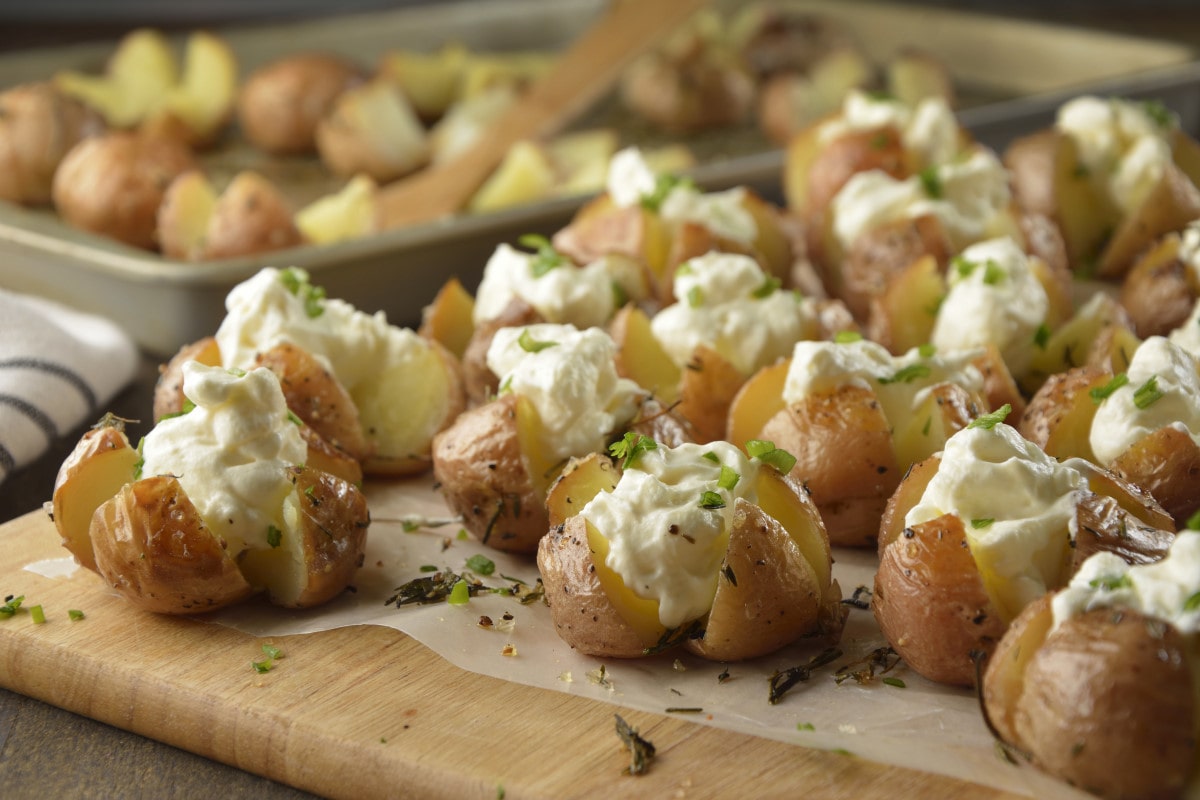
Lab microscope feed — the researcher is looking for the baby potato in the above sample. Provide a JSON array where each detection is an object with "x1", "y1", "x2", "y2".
[
  {"x1": 52, "y1": 131, "x2": 195, "y2": 249},
  {"x1": 237, "y1": 52, "x2": 365, "y2": 155},
  {"x1": 1119, "y1": 229, "x2": 1199, "y2": 338},
  {"x1": 0, "y1": 82, "x2": 103, "y2": 205}
]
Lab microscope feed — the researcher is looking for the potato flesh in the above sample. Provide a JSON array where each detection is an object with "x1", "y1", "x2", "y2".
[
  {"x1": 52, "y1": 423, "x2": 139, "y2": 573},
  {"x1": 610, "y1": 304, "x2": 682, "y2": 404},
  {"x1": 725, "y1": 358, "x2": 788, "y2": 451},
  {"x1": 419, "y1": 278, "x2": 476, "y2": 361},
  {"x1": 545, "y1": 452, "x2": 618, "y2": 530}
]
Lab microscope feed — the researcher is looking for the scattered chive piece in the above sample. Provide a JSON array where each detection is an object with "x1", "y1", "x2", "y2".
[
  {"x1": 675, "y1": 261, "x2": 695, "y2": 277},
  {"x1": 517, "y1": 328, "x2": 557, "y2": 353},
  {"x1": 1142, "y1": 99, "x2": 1174, "y2": 128},
  {"x1": 701, "y1": 451, "x2": 720, "y2": 463},
  {"x1": 517, "y1": 233, "x2": 569, "y2": 278},
  {"x1": 457, "y1": 528, "x2": 469, "y2": 541},
  {"x1": 752, "y1": 277, "x2": 781, "y2": 299},
  {"x1": 968, "y1": 404, "x2": 1011, "y2": 430},
  {"x1": 640, "y1": 173, "x2": 696, "y2": 213},
  {"x1": 981, "y1": 260, "x2": 1005, "y2": 285},
  {"x1": 68, "y1": 609, "x2": 85, "y2": 621},
  {"x1": 1033, "y1": 323, "x2": 1051, "y2": 349},
  {"x1": 402, "y1": 519, "x2": 420, "y2": 533},
  {"x1": 0, "y1": 595, "x2": 24, "y2": 619},
  {"x1": 1187, "y1": 508, "x2": 1200, "y2": 530},
  {"x1": 1089, "y1": 574, "x2": 1133, "y2": 591},
  {"x1": 797, "y1": 722, "x2": 815, "y2": 731},
  {"x1": 466, "y1": 554, "x2": 496, "y2": 576},
  {"x1": 834, "y1": 330, "x2": 863, "y2": 344},
  {"x1": 609, "y1": 432, "x2": 658, "y2": 469},
  {"x1": 921, "y1": 416, "x2": 932, "y2": 436},
  {"x1": 699, "y1": 491, "x2": 726, "y2": 510},
  {"x1": 882, "y1": 677, "x2": 906, "y2": 688},
  {"x1": 611, "y1": 281, "x2": 629, "y2": 309},
  {"x1": 261, "y1": 643, "x2": 283, "y2": 660},
  {"x1": 286, "y1": 410, "x2": 303, "y2": 426},
  {"x1": 420, "y1": 565, "x2": 438, "y2": 573},
  {"x1": 687, "y1": 286, "x2": 705, "y2": 308},
  {"x1": 447, "y1": 580, "x2": 471, "y2": 605},
  {"x1": 1185, "y1": 591, "x2": 1200, "y2": 612},
  {"x1": 29, "y1": 605, "x2": 45, "y2": 624},
  {"x1": 1089, "y1": 373, "x2": 1129, "y2": 403},
  {"x1": 267, "y1": 525, "x2": 282, "y2": 548},
  {"x1": 1132, "y1": 375, "x2": 1164, "y2": 409},
  {"x1": 252, "y1": 659, "x2": 274, "y2": 674},
  {"x1": 970, "y1": 518, "x2": 995, "y2": 530},
  {"x1": 952, "y1": 255, "x2": 975, "y2": 278},
  {"x1": 278, "y1": 267, "x2": 327, "y2": 319},
  {"x1": 917, "y1": 343, "x2": 936, "y2": 358},
  {"x1": 918, "y1": 166, "x2": 943, "y2": 198},
  {"x1": 746, "y1": 440, "x2": 798, "y2": 475},
  {"x1": 717, "y1": 465, "x2": 740, "y2": 491},
  {"x1": 878, "y1": 364, "x2": 931, "y2": 385}
]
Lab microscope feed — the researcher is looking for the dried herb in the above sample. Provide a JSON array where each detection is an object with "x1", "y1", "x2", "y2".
[
  {"x1": 643, "y1": 619, "x2": 704, "y2": 656},
  {"x1": 841, "y1": 585, "x2": 872, "y2": 610},
  {"x1": 834, "y1": 646, "x2": 901, "y2": 685},
  {"x1": 614, "y1": 714, "x2": 656, "y2": 775},
  {"x1": 385, "y1": 570, "x2": 484, "y2": 607},
  {"x1": 768, "y1": 647, "x2": 842, "y2": 704}
]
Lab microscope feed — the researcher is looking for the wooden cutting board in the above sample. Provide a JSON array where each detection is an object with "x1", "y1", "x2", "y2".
[{"x1": 0, "y1": 484, "x2": 1022, "y2": 800}]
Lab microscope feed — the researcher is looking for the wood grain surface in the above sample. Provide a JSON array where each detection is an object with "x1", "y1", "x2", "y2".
[{"x1": 0, "y1": 496, "x2": 1026, "y2": 800}]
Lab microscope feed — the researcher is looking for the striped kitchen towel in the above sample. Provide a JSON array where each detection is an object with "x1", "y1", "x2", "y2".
[{"x1": 0, "y1": 289, "x2": 138, "y2": 485}]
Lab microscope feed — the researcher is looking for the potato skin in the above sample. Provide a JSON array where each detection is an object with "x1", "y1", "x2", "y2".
[
  {"x1": 91, "y1": 476, "x2": 253, "y2": 614},
  {"x1": 0, "y1": 81, "x2": 103, "y2": 205},
  {"x1": 195, "y1": 170, "x2": 304, "y2": 261},
  {"x1": 985, "y1": 597, "x2": 1197, "y2": 800},
  {"x1": 1119, "y1": 232, "x2": 1196, "y2": 338},
  {"x1": 1109, "y1": 425, "x2": 1200, "y2": 529},
  {"x1": 537, "y1": 514, "x2": 648, "y2": 658},
  {"x1": 460, "y1": 297, "x2": 542, "y2": 406},
  {"x1": 431, "y1": 393, "x2": 546, "y2": 554},
  {"x1": 279, "y1": 466, "x2": 369, "y2": 608},
  {"x1": 52, "y1": 131, "x2": 195, "y2": 249},
  {"x1": 237, "y1": 53, "x2": 365, "y2": 155},
  {"x1": 873, "y1": 513, "x2": 1007, "y2": 686}
]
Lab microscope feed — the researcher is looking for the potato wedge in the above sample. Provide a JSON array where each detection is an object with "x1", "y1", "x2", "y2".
[
  {"x1": 55, "y1": 28, "x2": 177, "y2": 129},
  {"x1": 141, "y1": 31, "x2": 238, "y2": 148},
  {"x1": 545, "y1": 452, "x2": 619, "y2": 530},
  {"x1": 1097, "y1": 161, "x2": 1200, "y2": 279},
  {"x1": 153, "y1": 336, "x2": 222, "y2": 420},
  {"x1": 294, "y1": 174, "x2": 380, "y2": 246},
  {"x1": 315, "y1": 78, "x2": 429, "y2": 182},
  {"x1": 1109, "y1": 424, "x2": 1200, "y2": 528},
  {"x1": 1019, "y1": 365, "x2": 1111, "y2": 462},
  {"x1": 91, "y1": 476, "x2": 254, "y2": 615},
  {"x1": 418, "y1": 277, "x2": 476, "y2": 361},
  {"x1": 1119, "y1": 231, "x2": 1197, "y2": 337},
  {"x1": 159, "y1": 170, "x2": 303, "y2": 261},
  {"x1": 461, "y1": 297, "x2": 542, "y2": 406}
]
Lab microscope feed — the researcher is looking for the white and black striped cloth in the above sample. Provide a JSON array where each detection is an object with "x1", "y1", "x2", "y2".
[{"x1": 0, "y1": 289, "x2": 137, "y2": 486}]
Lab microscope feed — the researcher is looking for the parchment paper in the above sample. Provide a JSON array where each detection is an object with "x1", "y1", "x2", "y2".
[{"x1": 28, "y1": 479, "x2": 1091, "y2": 798}]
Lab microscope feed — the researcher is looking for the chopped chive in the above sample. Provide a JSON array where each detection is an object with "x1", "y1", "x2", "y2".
[
  {"x1": 1089, "y1": 373, "x2": 1129, "y2": 403},
  {"x1": 447, "y1": 580, "x2": 471, "y2": 605},
  {"x1": 834, "y1": 330, "x2": 863, "y2": 344},
  {"x1": 699, "y1": 491, "x2": 726, "y2": 510},
  {"x1": 970, "y1": 518, "x2": 995, "y2": 529},
  {"x1": 968, "y1": 404, "x2": 1011, "y2": 430},
  {"x1": 29, "y1": 605, "x2": 45, "y2": 624},
  {"x1": 717, "y1": 466, "x2": 740, "y2": 491},
  {"x1": 1132, "y1": 375, "x2": 1164, "y2": 409}
]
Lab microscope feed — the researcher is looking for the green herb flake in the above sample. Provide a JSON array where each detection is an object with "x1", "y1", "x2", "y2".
[
  {"x1": 517, "y1": 328, "x2": 558, "y2": 353},
  {"x1": 981, "y1": 259, "x2": 1005, "y2": 285},
  {"x1": 746, "y1": 439, "x2": 798, "y2": 475},
  {"x1": 608, "y1": 432, "x2": 658, "y2": 469},
  {"x1": 447, "y1": 579, "x2": 472, "y2": 606},
  {"x1": 951, "y1": 254, "x2": 975, "y2": 278},
  {"x1": 286, "y1": 410, "x2": 303, "y2": 426},
  {"x1": 1141, "y1": 99, "x2": 1174, "y2": 128},
  {"x1": 967, "y1": 404, "x2": 1011, "y2": 430},
  {"x1": 686, "y1": 286, "x2": 705, "y2": 309},
  {"x1": 1089, "y1": 573, "x2": 1133, "y2": 591},
  {"x1": 752, "y1": 277, "x2": 781, "y2": 299},
  {"x1": 29, "y1": 605, "x2": 45, "y2": 624},
  {"x1": 457, "y1": 528, "x2": 469, "y2": 541},
  {"x1": 466, "y1": 554, "x2": 496, "y2": 576},
  {"x1": 252, "y1": 659, "x2": 274, "y2": 674},
  {"x1": 1089, "y1": 372, "x2": 1129, "y2": 403},
  {"x1": 918, "y1": 166, "x2": 943, "y2": 199},
  {"x1": 869, "y1": 132, "x2": 891, "y2": 150},
  {"x1": 878, "y1": 364, "x2": 931, "y2": 385},
  {"x1": 0, "y1": 595, "x2": 24, "y2": 619},
  {"x1": 267, "y1": 525, "x2": 282, "y2": 548},
  {"x1": 1187, "y1": 508, "x2": 1200, "y2": 531},
  {"x1": 797, "y1": 722, "x2": 815, "y2": 731},
  {"x1": 970, "y1": 518, "x2": 995, "y2": 530},
  {"x1": 261, "y1": 643, "x2": 283, "y2": 660},
  {"x1": 278, "y1": 267, "x2": 327, "y2": 318},
  {"x1": 517, "y1": 233, "x2": 569, "y2": 278},
  {"x1": 717, "y1": 466, "x2": 740, "y2": 491},
  {"x1": 133, "y1": 436, "x2": 146, "y2": 481},
  {"x1": 611, "y1": 281, "x2": 629, "y2": 309},
  {"x1": 1034, "y1": 323, "x2": 1051, "y2": 350},
  {"x1": 640, "y1": 173, "x2": 696, "y2": 213},
  {"x1": 68, "y1": 609, "x2": 85, "y2": 621},
  {"x1": 701, "y1": 451, "x2": 720, "y2": 463},
  {"x1": 882, "y1": 677, "x2": 906, "y2": 688},
  {"x1": 917, "y1": 343, "x2": 936, "y2": 358},
  {"x1": 922, "y1": 416, "x2": 932, "y2": 436},
  {"x1": 419, "y1": 565, "x2": 438, "y2": 573},
  {"x1": 1184, "y1": 591, "x2": 1200, "y2": 612},
  {"x1": 1132, "y1": 375, "x2": 1165, "y2": 409},
  {"x1": 699, "y1": 491, "x2": 726, "y2": 510},
  {"x1": 834, "y1": 330, "x2": 863, "y2": 344}
]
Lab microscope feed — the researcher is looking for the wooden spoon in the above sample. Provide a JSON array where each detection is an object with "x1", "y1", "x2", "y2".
[{"x1": 375, "y1": 0, "x2": 707, "y2": 230}]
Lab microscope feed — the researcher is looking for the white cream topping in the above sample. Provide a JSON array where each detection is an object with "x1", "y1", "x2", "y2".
[
  {"x1": 818, "y1": 90, "x2": 960, "y2": 168},
  {"x1": 650, "y1": 252, "x2": 817, "y2": 375},
  {"x1": 1179, "y1": 220, "x2": 1200, "y2": 286},
  {"x1": 1056, "y1": 95, "x2": 1176, "y2": 213},
  {"x1": 486, "y1": 323, "x2": 645, "y2": 463},
  {"x1": 472, "y1": 243, "x2": 645, "y2": 326},
  {"x1": 782, "y1": 338, "x2": 984, "y2": 427},
  {"x1": 605, "y1": 147, "x2": 757, "y2": 243},
  {"x1": 831, "y1": 147, "x2": 1012, "y2": 252},
  {"x1": 1168, "y1": 297, "x2": 1200, "y2": 357},
  {"x1": 931, "y1": 236, "x2": 1049, "y2": 378},
  {"x1": 139, "y1": 361, "x2": 307, "y2": 557},
  {"x1": 1053, "y1": 530, "x2": 1200, "y2": 634},
  {"x1": 905, "y1": 422, "x2": 1087, "y2": 621},
  {"x1": 1089, "y1": 336, "x2": 1200, "y2": 465},
  {"x1": 580, "y1": 441, "x2": 760, "y2": 628},
  {"x1": 214, "y1": 267, "x2": 450, "y2": 461}
]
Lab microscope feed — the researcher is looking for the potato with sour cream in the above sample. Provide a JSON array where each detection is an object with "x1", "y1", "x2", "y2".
[
  {"x1": 1006, "y1": 95, "x2": 1200, "y2": 278},
  {"x1": 726, "y1": 336, "x2": 1022, "y2": 546},
  {"x1": 984, "y1": 530, "x2": 1200, "y2": 799},
  {"x1": 875, "y1": 414, "x2": 1174, "y2": 686},
  {"x1": 52, "y1": 363, "x2": 370, "y2": 614},
  {"x1": 537, "y1": 439, "x2": 843, "y2": 660}
]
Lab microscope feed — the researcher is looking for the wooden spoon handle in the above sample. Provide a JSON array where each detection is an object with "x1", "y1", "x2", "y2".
[{"x1": 376, "y1": 0, "x2": 708, "y2": 229}]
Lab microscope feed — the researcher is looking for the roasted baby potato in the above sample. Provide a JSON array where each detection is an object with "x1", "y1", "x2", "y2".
[
  {"x1": 315, "y1": 78, "x2": 429, "y2": 183},
  {"x1": 874, "y1": 420, "x2": 1174, "y2": 686},
  {"x1": 237, "y1": 52, "x2": 365, "y2": 155},
  {"x1": 139, "y1": 31, "x2": 238, "y2": 149},
  {"x1": 52, "y1": 131, "x2": 195, "y2": 249},
  {"x1": 52, "y1": 367, "x2": 369, "y2": 614},
  {"x1": 157, "y1": 169, "x2": 303, "y2": 261},
  {"x1": 984, "y1": 532, "x2": 1200, "y2": 799},
  {"x1": 0, "y1": 82, "x2": 102, "y2": 205},
  {"x1": 294, "y1": 174, "x2": 380, "y2": 246},
  {"x1": 1119, "y1": 225, "x2": 1200, "y2": 338},
  {"x1": 54, "y1": 28, "x2": 177, "y2": 130},
  {"x1": 537, "y1": 441, "x2": 843, "y2": 660}
]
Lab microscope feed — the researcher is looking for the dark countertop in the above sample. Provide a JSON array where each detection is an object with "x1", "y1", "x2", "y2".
[{"x1": 2, "y1": 3, "x2": 1200, "y2": 799}]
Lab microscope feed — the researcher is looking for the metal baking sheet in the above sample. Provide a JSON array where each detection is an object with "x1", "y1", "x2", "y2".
[{"x1": 0, "y1": 0, "x2": 1196, "y2": 356}]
